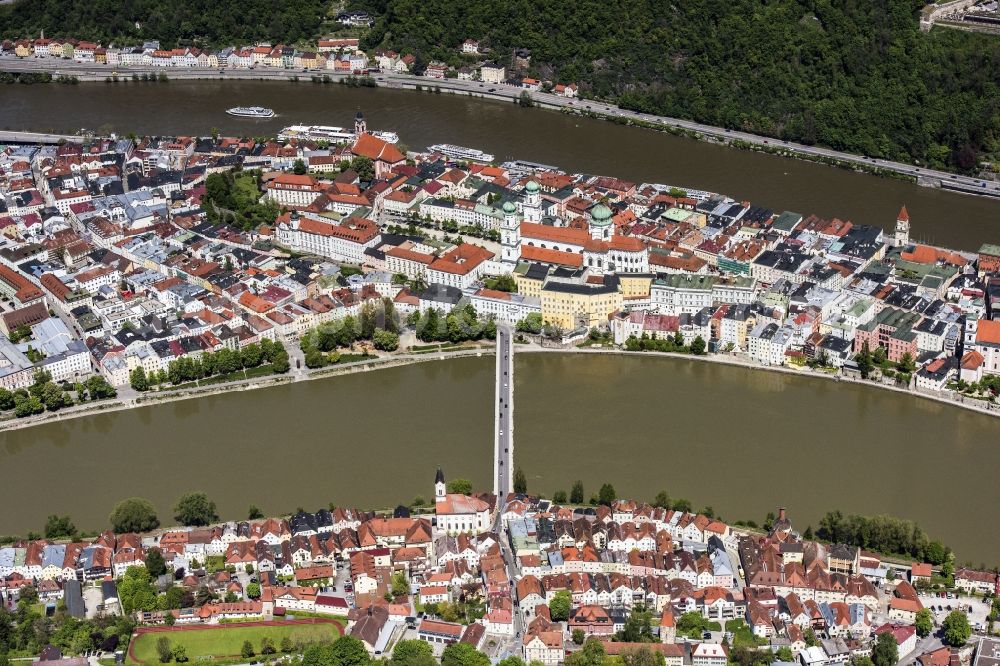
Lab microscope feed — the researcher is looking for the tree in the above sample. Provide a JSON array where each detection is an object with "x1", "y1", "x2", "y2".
[
  {"x1": 441, "y1": 642, "x2": 490, "y2": 666},
  {"x1": 156, "y1": 637, "x2": 172, "y2": 664},
  {"x1": 331, "y1": 635, "x2": 372, "y2": 666},
  {"x1": 119, "y1": 566, "x2": 158, "y2": 614},
  {"x1": 549, "y1": 589, "x2": 571, "y2": 621},
  {"x1": 871, "y1": 630, "x2": 898, "y2": 666},
  {"x1": 350, "y1": 156, "x2": 375, "y2": 182},
  {"x1": 572, "y1": 629, "x2": 586, "y2": 645},
  {"x1": 620, "y1": 647, "x2": 660, "y2": 666},
  {"x1": 513, "y1": 467, "x2": 527, "y2": 494},
  {"x1": 372, "y1": 328, "x2": 399, "y2": 351},
  {"x1": 145, "y1": 548, "x2": 167, "y2": 578},
  {"x1": 690, "y1": 336, "x2": 706, "y2": 355},
  {"x1": 942, "y1": 610, "x2": 971, "y2": 646},
  {"x1": 497, "y1": 659, "x2": 526, "y2": 666},
  {"x1": 261, "y1": 638, "x2": 276, "y2": 655},
  {"x1": 281, "y1": 637, "x2": 293, "y2": 653},
  {"x1": 110, "y1": 497, "x2": 160, "y2": 533},
  {"x1": 553, "y1": 490, "x2": 568, "y2": 504},
  {"x1": 570, "y1": 480, "x2": 584, "y2": 504},
  {"x1": 248, "y1": 505, "x2": 264, "y2": 520},
  {"x1": 241, "y1": 640, "x2": 255, "y2": 659},
  {"x1": 246, "y1": 582, "x2": 261, "y2": 599},
  {"x1": 44, "y1": 514, "x2": 76, "y2": 539},
  {"x1": 565, "y1": 639, "x2": 606, "y2": 666},
  {"x1": 293, "y1": 159, "x2": 307, "y2": 175},
  {"x1": 172, "y1": 645, "x2": 188, "y2": 663},
  {"x1": 898, "y1": 352, "x2": 916, "y2": 373},
  {"x1": 598, "y1": 483, "x2": 617, "y2": 506},
  {"x1": 129, "y1": 366, "x2": 150, "y2": 391},
  {"x1": 447, "y1": 478, "x2": 472, "y2": 495},
  {"x1": 0, "y1": 388, "x2": 14, "y2": 410},
  {"x1": 390, "y1": 640, "x2": 436, "y2": 666},
  {"x1": 391, "y1": 571, "x2": 410, "y2": 598},
  {"x1": 617, "y1": 605, "x2": 654, "y2": 642},
  {"x1": 775, "y1": 647, "x2": 795, "y2": 662},
  {"x1": 856, "y1": 341, "x2": 875, "y2": 379},
  {"x1": 173, "y1": 492, "x2": 219, "y2": 526},
  {"x1": 915, "y1": 608, "x2": 933, "y2": 638}
]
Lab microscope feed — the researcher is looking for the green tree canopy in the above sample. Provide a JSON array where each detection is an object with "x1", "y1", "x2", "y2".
[
  {"x1": 110, "y1": 497, "x2": 160, "y2": 533},
  {"x1": 447, "y1": 478, "x2": 473, "y2": 495},
  {"x1": 942, "y1": 610, "x2": 971, "y2": 647},
  {"x1": 872, "y1": 630, "x2": 899, "y2": 666},
  {"x1": 173, "y1": 492, "x2": 219, "y2": 526},
  {"x1": 440, "y1": 643, "x2": 490, "y2": 666},
  {"x1": 390, "y1": 640, "x2": 436, "y2": 666}
]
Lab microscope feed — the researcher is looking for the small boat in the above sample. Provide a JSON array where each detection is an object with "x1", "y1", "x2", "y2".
[
  {"x1": 427, "y1": 143, "x2": 494, "y2": 163},
  {"x1": 226, "y1": 106, "x2": 275, "y2": 118}
]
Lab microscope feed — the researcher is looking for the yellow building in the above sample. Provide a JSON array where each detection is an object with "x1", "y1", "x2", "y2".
[
  {"x1": 14, "y1": 41, "x2": 31, "y2": 58},
  {"x1": 514, "y1": 263, "x2": 548, "y2": 298},
  {"x1": 541, "y1": 276, "x2": 622, "y2": 331},
  {"x1": 617, "y1": 273, "x2": 653, "y2": 300}
]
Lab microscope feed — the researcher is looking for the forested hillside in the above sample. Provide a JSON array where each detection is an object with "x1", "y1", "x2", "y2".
[
  {"x1": 0, "y1": 0, "x2": 328, "y2": 48},
  {"x1": 2, "y1": 0, "x2": 998, "y2": 171},
  {"x1": 354, "y1": 0, "x2": 1000, "y2": 172}
]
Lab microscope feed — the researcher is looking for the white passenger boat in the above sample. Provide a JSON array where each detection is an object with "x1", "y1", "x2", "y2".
[
  {"x1": 428, "y1": 143, "x2": 495, "y2": 163},
  {"x1": 226, "y1": 106, "x2": 275, "y2": 118}
]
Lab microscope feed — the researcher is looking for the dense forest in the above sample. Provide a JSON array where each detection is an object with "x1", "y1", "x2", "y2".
[
  {"x1": 2, "y1": 0, "x2": 998, "y2": 171},
  {"x1": 351, "y1": 0, "x2": 999, "y2": 172},
  {"x1": 0, "y1": 0, "x2": 328, "y2": 48}
]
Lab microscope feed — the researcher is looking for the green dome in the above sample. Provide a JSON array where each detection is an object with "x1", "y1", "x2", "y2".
[
  {"x1": 502, "y1": 201, "x2": 517, "y2": 214},
  {"x1": 525, "y1": 180, "x2": 540, "y2": 193},
  {"x1": 590, "y1": 203, "x2": 613, "y2": 224}
]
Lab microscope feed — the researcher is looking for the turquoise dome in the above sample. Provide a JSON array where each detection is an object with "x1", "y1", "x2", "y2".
[
  {"x1": 502, "y1": 201, "x2": 517, "y2": 214},
  {"x1": 525, "y1": 180, "x2": 540, "y2": 193},
  {"x1": 590, "y1": 203, "x2": 613, "y2": 224}
]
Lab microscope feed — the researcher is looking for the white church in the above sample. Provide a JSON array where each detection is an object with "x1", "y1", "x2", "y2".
[{"x1": 433, "y1": 467, "x2": 493, "y2": 535}]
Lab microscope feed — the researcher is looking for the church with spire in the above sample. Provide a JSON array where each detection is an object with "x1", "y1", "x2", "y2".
[{"x1": 433, "y1": 467, "x2": 492, "y2": 535}]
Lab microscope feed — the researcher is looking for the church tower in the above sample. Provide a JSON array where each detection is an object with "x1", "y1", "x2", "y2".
[
  {"x1": 894, "y1": 205, "x2": 910, "y2": 247},
  {"x1": 588, "y1": 203, "x2": 613, "y2": 240},
  {"x1": 434, "y1": 467, "x2": 447, "y2": 504},
  {"x1": 354, "y1": 110, "x2": 367, "y2": 137},
  {"x1": 523, "y1": 180, "x2": 542, "y2": 223},
  {"x1": 501, "y1": 201, "x2": 522, "y2": 269}
]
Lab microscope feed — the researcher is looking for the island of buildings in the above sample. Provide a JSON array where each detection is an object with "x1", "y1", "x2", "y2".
[{"x1": 0, "y1": 115, "x2": 998, "y2": 410}]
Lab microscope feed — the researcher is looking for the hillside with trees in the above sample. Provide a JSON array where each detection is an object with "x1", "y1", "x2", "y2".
[
  {"x1": 353, "y1": 0, "x2": 999, "y2": 172},
  {"x1": 2, "y1": 0, "x2": 997, "y2": 171},
  {"x1": 0, "y1": 0, "x2": 328, "y2": 48}
]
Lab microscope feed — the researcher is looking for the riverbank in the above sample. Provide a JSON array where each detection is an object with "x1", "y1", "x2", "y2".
[
  {"x1": 2, "y1": 58, "x2": 998, "y2": 200},
  {"x1": 0, "y1": 341, "x2": 995, "y2": 439}
]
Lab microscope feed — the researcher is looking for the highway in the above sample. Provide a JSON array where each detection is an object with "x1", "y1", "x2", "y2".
[
  {"x1": 2, "y1": 55, "x2": 998, "y2": 199},
  {"x1": 493, "y1": 324, "x2": 514, "y2": 500}
]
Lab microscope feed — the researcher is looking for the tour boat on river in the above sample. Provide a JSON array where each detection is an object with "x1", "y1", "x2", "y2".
[{"x1": 226, "y1": 106, "x2": 275, "y2": 118}]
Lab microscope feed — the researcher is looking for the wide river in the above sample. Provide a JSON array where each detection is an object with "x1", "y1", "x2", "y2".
[
  {"x1": 3, "y1": 80, "x2": 999, "y2": 251},
  {"x1": 1, "y1": 354, "x2": 998, "y2": 564}
]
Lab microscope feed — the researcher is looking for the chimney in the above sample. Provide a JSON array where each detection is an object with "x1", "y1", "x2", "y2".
[{"x1": 778, "y1": 507, "x2": 786, "y2": 521}]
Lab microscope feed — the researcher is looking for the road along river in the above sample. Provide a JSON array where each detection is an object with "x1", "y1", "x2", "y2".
[{"x1": 0, "y1": 354, "x2": 998, "y2": 566}]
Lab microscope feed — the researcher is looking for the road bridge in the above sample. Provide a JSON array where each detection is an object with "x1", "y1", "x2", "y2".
[{"x1": 493, "y1": 325, "x2": 514, "y2": 499}]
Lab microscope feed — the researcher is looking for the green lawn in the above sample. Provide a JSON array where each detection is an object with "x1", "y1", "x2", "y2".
[{"x1": 129, "y1": 622, "x2": 341, "y2": 664}]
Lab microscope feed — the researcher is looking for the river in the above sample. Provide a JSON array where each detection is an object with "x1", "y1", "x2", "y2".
[
  {"x1": 3, "y1": 80, "x2": 998, "y2": 251},
  {"x1": 1, "y1": 354, "x2": 998, "y2": 565}
]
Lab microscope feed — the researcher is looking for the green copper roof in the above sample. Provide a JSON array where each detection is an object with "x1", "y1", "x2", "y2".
[
  {"x1": 525, "y1": 180, "x2": 540, "y2": 193},
  {"x1": 590, "y1": 203, "x2": 613, "y2": 223},
  {"x1": 503, "y1": 201, "x2": 517, "y2": 214}
]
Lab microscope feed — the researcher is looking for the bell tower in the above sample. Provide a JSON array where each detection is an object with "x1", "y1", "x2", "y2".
[
  {"x1": 501, "y1": 201, "x2": 521, "y2": 269},
  {"x1": 354, "y1": 109, "x2": 367, "y2": 137},
  {"x1": 434, "y1": 467, "x2": 446, "y2": 503},
  {"x1": 894, "y1": 205, "x2": 910, "y2": 248}
]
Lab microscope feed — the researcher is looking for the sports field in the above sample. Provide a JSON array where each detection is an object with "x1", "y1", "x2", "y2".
[{"x1": 128, "y1": 619, "x2": 343, "y2": 664}]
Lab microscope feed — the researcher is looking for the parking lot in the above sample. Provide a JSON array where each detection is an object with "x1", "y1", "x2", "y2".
[{"x1": 918, "y1": 591, "x2": 993, "y2": 633}]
